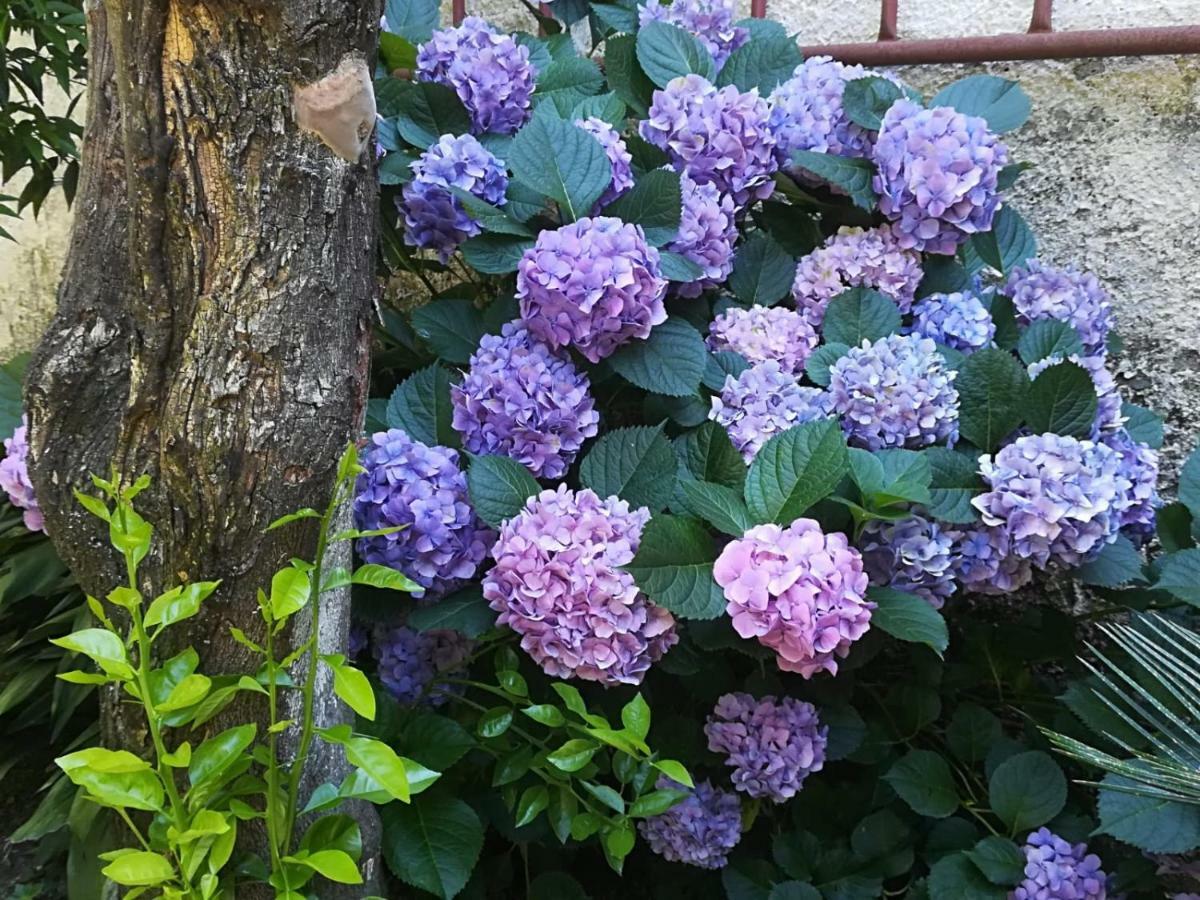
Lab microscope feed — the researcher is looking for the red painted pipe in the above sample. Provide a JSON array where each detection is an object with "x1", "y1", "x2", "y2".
[
  {"x1": 750, "y1": 0, "x2": 768, "y2": 19},
  {"x1": 1028, "y1": 0, "x2": 1055, "y2": 34},
  {"x1": 879, "y1": 0, "x2": 898, "y2": 42},
  {"x1": 452, "y1": 0, "x2": 466, "y2": 25}
]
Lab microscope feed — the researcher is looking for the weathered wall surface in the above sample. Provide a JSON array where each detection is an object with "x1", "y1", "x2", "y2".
[{"x1": 4, "y1": 1, "x2": 1199, "y2": 470}]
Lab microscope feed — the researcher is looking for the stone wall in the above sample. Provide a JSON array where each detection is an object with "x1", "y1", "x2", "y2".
[{"x1": 3, "y1": 1, "x2": 1198, "y2": 471}]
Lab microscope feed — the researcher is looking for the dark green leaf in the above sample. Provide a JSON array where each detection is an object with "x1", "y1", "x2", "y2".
[
  {"x1": 410, "y1": 299, "x2": 485, "y2": 365},
  {"x1": 658, "y1": 250, "x2": 704, "y2": 282},
  {"x1": 884, "y1": 750, "x2": 959, "y2": 818},
  {"x1": 728, "y1": 232, "x2": 795, "y2": 306},
  {"x1": 1026, "y1": 361, "x2": 1099, "y2": 438},
  {"x1": 966, "y1": 837, "x2": 1025, "y2": 886},
  {"x1": 1097, "y1": 772, "x2": 1200, "y2": 853},
  {"x1": 805, "y1": 342, "x2": 851, "y2": 388},
  {"x1": 385, "y1": 364, "x2": 459, "y2": 447},
  {"x1": 609, "y1": 318, "x2": 708, "y2": 398},
  {"x1": 744, "y1": 419, "x2": 849, "y2": 524},
  {"x1": 927, "y1": 852, "x2": 1006, "y2": 900},
  {"x1": 842, "y1": 76, "x2": 905, "y2": 130},
  {"x1": 1076, "y1": 535, "x2": 1146, "y2": 587},
  {"x1": 703, "y1": 350, "x2": 750, "y2": 391},
  {"x1": 398, "y1": 712, "x2": 475, "y2": 771},
  {"x1": 625, "y1": 514, "x2": 725, "y2": 619},
  {"x1": 535, "y1": 57, "x2": 604, "y2": 104},
  {"x1": 947, "y1": 704, "x2": 1002, "y2": 764},
  {"x1": 509, "y1": 114, "x2": 612, "y2": 220},
  {"x1": 407, "y1": 587, "x2": 497, "y2": 639},
  {"x1": 636, "y1": 21, "x2": 715, "y2": 87},
  {"x1": 675, "y1": 421, "x2": 747, "y2": 489},
  {"x1": 579, "y1": 424, "x2": 677, "y2": 511},
  {"x1": 1122, "y1": 403, "x2": 1164, "y2": 450},
  {"x1": 1179, "y1": 444, "x2": 1200, "y2": 520},
  {"x1": 460, "y1": 233, "x2": 535, "y2": 275},
  {"x1": 868, "y1": 587, "x2": 948, "y2": 656},
  {"x1": 822, "y1": 288, "x2": 902, "y2": 346},
  {"x1": 925, "y1": 447, "x2": 984, "y2": 524},
  {"x1": 382, "y1": 794, "x2": 484, "y2": 899},
  {"x1": 679, "y1": 480, "x2": 753, "y2": 536},
  {"x1": 954, "y1": 348, "x2": 1030, "y2": 452},
  {"x1": 1016, "y1": 319, "x2": 1084, "y2": 365},
  {"x1": 605, "y1": 34, "x2": 655, "y2": 116},
  {"x1": 717, "y1": 33, "x2": 804, "y2": 95},
  {"x1": 447, "y1": 188, "x2": 532, "y2": 238},
  {"x1": 604, "y1": 168, "x2": 682, "y2": 246},
  {"x1": 1156, "y1": 548, "x2": 1200, "y2": 604},
  {"x1": 394, "y1": 82, "x2": 471, "y2": 150},
  {"x1": 788, "y1": 151, "x2": 877, "y2": 210},
  {"x1": 591, "y1": 3, "x2": 639, "y2": 34},
  {"x1": 967, "y1": 206, "x2": 1037, "y2": 276},
  {"x1": 384, "y1": 0, "x2": 440, "y2": 43},
  {"x1": 467, "y1": 455, "x2": 540, "y2": 528},
  {"x1": 988, "y1": 751, "x2": 1067, "y2": 833},
  {"x1": 931, "y1": 75, "x2": 1032, "y2": 132}
]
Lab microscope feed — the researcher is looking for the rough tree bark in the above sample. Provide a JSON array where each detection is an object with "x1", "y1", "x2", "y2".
[{"x1": 23, "y1": 0, "x2": 382, "y2": 891}]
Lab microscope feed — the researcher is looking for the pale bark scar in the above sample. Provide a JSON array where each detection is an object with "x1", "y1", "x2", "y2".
[{"x1": 293, "y1": 55, "x2": 376, "y2": 163}]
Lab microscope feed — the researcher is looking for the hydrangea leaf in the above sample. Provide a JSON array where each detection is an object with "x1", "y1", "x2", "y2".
[
  {"x1": 716, "y1": 32, "x2": 803, "y2": 95},
  {"x1": 394, "y1": 82, "x2": 472, "y2": 150},
  {"x1": 788, "y1": 151, "x2": 878, "y2": 211},
  {"x1": 805, "y1": 342, "x2": 851, "y2": 388},
  {"x1": 821, "y1": 288, "x2": 903, "y2": 346},
  {"x1": 954, "y1": 348, "x2": 1030, "y2": 453},
  {"x1": 591, "y1": 3, "x2": 639, "y2": 35},
  {"x1": 1122, "y1": 402, "x2": 1164, "y2": 450},
  {"x1": 1155, "y1": 548, "x2": 1200, "y2": 604},
  {"x1": 534, "y1": 57, "x2": 604, "y2": 104},
  {"x1": 1016, "y1": 319, "x2": 1084, "y2": 365},
  {"x1": 850, "y1": 809, "x2": 913, "y2": 879},
  {"x1": 467, "y1": 455, "x2": 539, "y2": 529},
  {"x1": 675, "y1": 421, "x2": 747, "y2": 490},
  {"x1": 1025, "y1": 361, "x2": 1098, "y2": 439},
  {"x1": 927, "y1": 852, "x2": 1006, "y2": 900},
  {"x1": 946, "y1": 704, "x2": 1002, "y2": 764},
  {"x1": 884, "y1": 749, "x2": 959, "y2": 818},
  {"x1": 916, "y1": 256, "x2": 972, "y2": 299},
  {"x1": 636, "y1": 21, "x2": 715, "y2": 88},
  {"x1": 931, "y1": 74, "x2": 1032, "y2": 133},
  {"x1": 1076, "y1": 534, "x2": 1147, "y2": 588},
  {"x1": 579, "y1": 424, "x2": 677, "y2": 512},
  {"x1": 767, "y1": 883, "x2": 821, "y2": 900},
  {"x1": 842, "y1": 76, "x2": 905, "y2": 131},
  {"x1": 508, "y1": 114, "x2": 613, "y2": 221},
  {"x1": 822, "y1": 704, "x2": 866, "y2": 762},
  {"x1": 381, "y1": 794, "x2": 484, "y2": 900},
  {"x1": 1097, "y1": 772, "x2": 1200, "y2": 853},
  {"x1": 530, "y1": 872, "x2": 589, "y2": 900},
  {"x1": 965, "y1": 836, "x2": 1025, "y2": 886},
  {"x1": 658, "y1": 251, "x2": 704, "y2": 283},
  {"x1": 679, "y1": 480, "x2": 754, "y2": 537},
  {"x1": 703, "y1": 350, "x2": 750, "y2": 392},
  {"x1": 605, "y1": 34, "x2": 655, "y2": 116},
  {"x1": 385, "y1": 363, "x2": 460, "y2": 448},
  {"x1": 395, "y1": 711, "x2": 475, "y2": 772},
  {"x1": 1178, "y1": 444, "x2": 1200, "y2": 520},
  {"x1": 447, "y1": 187, "x2": 533, "y2": 238},
  {"x1": 988, "y1": 751, "x2": 1067, "y2": 833},
  {"x1": 604, "y1": 168, "x2": 682, "y2": 247},
  {"x1": 728, "y1": 232, "x2": 795, "y2": 307},
  {"x1": 572, "y1": 92, "x2": 627, "y2": 129},
  {"x1": 851, "y1": 448, "x2": 932, "y2": 507},
  {"x1": 384, "y1": 0, "x2": 440, "y2": 43},
  {"x1": 460, "y1": 234, "x2": 535, "y2": 275},
  {"x1": 744, "y1": 418, "x2": 849, "y2": 524},
  {"x1": 925, "y1": 447, "x2": 984, "y2": 524},
  {"x1": 867, "y1": 587, "x2": 948, "y2": 657},
  {"x1": 609, "y1": 318, "x2": 708, "y2": 398},
  {"x1": 410, "y1": 299, "x2": 488, "y2": 365},
  {"x1": 624, "y1": 514, "x2": 725, "y2": 619},
  {"x1": 379, "y1": 32, "x2": 418, "y2": 72},
  {"x1": 965, "y1": 205, "x2": 1037, "y2": 276}
]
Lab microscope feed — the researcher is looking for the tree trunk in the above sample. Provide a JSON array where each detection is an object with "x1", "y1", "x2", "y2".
[{"x1": 23, "y1": 0, "x2": 382, "y2": 891}]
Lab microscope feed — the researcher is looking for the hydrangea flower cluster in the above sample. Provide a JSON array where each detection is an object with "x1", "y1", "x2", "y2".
[
  {"x1": 1027, "y1": 354, "x2": 1125, "y2": 436},
  {"x1": 373, "y1": 625, "x2": 473, "y2": 706},
  {"x1": 348, "y1": 625, "x2": 369, "y2": 661},
  {"x1": 704, "y1": 693, "x2": 828, "y2": 803},
  {"x1": 950, "y1": 523, "x2": 1034, "y2": 596},
  {"x1": 1004, "y1": 261, "x2": 1113, "y2": 356},
  {"x1": 637, "y1": 778, "x2": 742, "y2": 870},
  {"x1": 1102, "y1": 429, "x2": 1161, "y2": 542},
  {"x1": 872, "y1": 100, "x2": 1009, "y2": 254},
  {"x1": 861, "y1": 514, "x2": 958, "y2": 608},
  {"x1": 576, "y1": 117, "x2": 634, "y2": 212},
  {"x1": 352, "y1": 429, "x2": 494, "y2": 599},
  {"x1": 416, "y1": 17, "x2": 536, "y2": 135},
  {"x1": 791, "y1": 226, "x2": 923, "y2": 330},
  {"x1": 706, "y1": 305, "x2": 819, "y2": 375},
  {"x1": 709, "y1": 362, "x2": 831, "y2": 462},
  {"x1": 909, "y1": 291, "x2": 996, "y2": 353},
  {"x1": 451, "y1": 322, "x2": 599, "y2": 479},
  {"x1": 399, "y1": 134, "x2": 508, "y2": 262},
  {"x1": 482, "y1": 486, "x2": 678, "y2": 685},
  {"x1": 827, "y1": 334, "x2": 960, "y2": 451},
  {"x1": 974, "y1": 433, "x2": 1128, "y2": 570},
  {"x1": 517, "y1": 216, "x2": 667, "y2": 364},
  {"x1": 638, "y1": 0, "x2": 749, "y2": 70},
  {"x1": 713, "y1": 519, "x2": 872, "y2": 677},
  {"x1": 639, "y1": 74, "x2": 778, "y2": 210},
  {"x1": 1, "y1": 417, "x2": 44, "y2": 533},
  {"x1": 667, "y1": 173, "x2": 738, "y2": 298},
  {"x1": 1012, "y1": 828, "x2": 1108, "y2": 900},
  {"x1": 769, "y1": 57, "x2": 895, "y2": 161}
]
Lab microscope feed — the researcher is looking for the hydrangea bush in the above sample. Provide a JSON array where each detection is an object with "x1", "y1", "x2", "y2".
[{"x1": 351, "y1": 2, "x2": 1196, "y2": 896}]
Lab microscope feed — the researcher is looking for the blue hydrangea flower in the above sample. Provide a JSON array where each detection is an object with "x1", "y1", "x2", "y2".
[
  {"x1": 668, "y1": 172, "x2": 738, "y2": 298},
  {"x1": 637, "y1": 778, "x2": 742, "y2": 870},
  {"x1": 638, "y1": 0, "x2": 749, "y2": 71},
  {"x1": 1012, "y1": 828, "x2": 1107, "y2": 900},
  {"x1": 861, "y1": 514, "x2": 957, "y2": 609},
  {"x1": 373, "y1": 625, "x2": 473, "y2": 706},
  {"x1": 576, "y1": 117, "x2": 634, "y2": 212},
  {"x1": 950, "y1": 523, "x2": 1034, "y2": 595},
  {"x1": 352, "y1": 429, "x2": 495, "y2": 599},
  {"x1": 909, "y1": 291, "x2": 995, "y2": 353},
  {"x1": 399, "y1": 134, "x2": 509, "y2": 262},
  {"x1": 1102, "y1": 429, "x2": 1160, "y2": 544},
  {"x1": 827, "y1": 334, "x2": 960, "y2": 451},
  {"x1": 709, "y1": 361, "x2": 831, "y2": 462},
  {"x1": 1004, "y1": 261, "x2": 1114, "y2": 356},
  {"x1": 872, "y1": 100, "x2": 1009, "y2": 254}
]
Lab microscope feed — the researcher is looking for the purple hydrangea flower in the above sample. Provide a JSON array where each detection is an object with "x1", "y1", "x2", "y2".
[
  {"x1": 416, "y1": 17, "x2": 537, "y2": 135},
  {"x1": 713, "y1": 519, "x2": 872, "y2": 677},
  {"x1": 639, "y1": 74, "x2": 778, "y2": 210},
  {"x1": 909, "y1": 291, "x2": 996, "y2": 353},
  {"x1": 861, "y1": 514, "x2": 957, "y2": 609},
  {"x1": 709, "y1": 361, "x2": 831, "y2": 463},
  {"x1": 668, "y1": 173, "x2": 738, "y2": 298},
  {"x1": 950, "y1": 523, "x2": 1034, "y2": 596},
  {"x1": 872, "y1": 100, "x2": 1009, "y2": 255},
  {"x1": 1012, "y1": 828, "x2": 1107, "y2": 900},
  {"x1": 707, "y1": 305, "x2": 819, "y2": 375},
  {"x1": 974, "y1": 433, "x2": 1128, "y2": 570},
  {"x1": 352, "y1": 429, "x2": 495, "y2": 599},
  {"x1": 637, "y1": 778, "x2": 742, "y2": 870},
  {"x1": 638, "y1": 0, "x2": 749, "y2": 70},
  {"x1": 0, "y1": 417, "x2": 44, "y2": 533},
  {"x1": 1102, "y1": 429, "x2": 1160, "y2": 543},
  {"x1": 1004, "y1": 262, "x2": 1114, "y2": 356},
  {"x1": 791, "y1": 226, "x2": 923, "y2": 331},
  {"x1": 576, "y1": 117, "x2": 634, "y2": 212},
  {"x1": 769, "y1": 56, "x2": 898, "y2": 162},
  {"x1": 373, "y1": 625, "x2": 473, "y2": 706},
  {"x1": 705, "y1": 693, "x2": 828, "y2": 802},
  {"x1": 827, "y1": 334, "x2": 960, "y2": 451},
  {"x1": 451, "y1": 321, "x2": 599, "y2": 479},
  {"x1": 483, "y1": 485, "x2": 678, "y2": 685},
  {"x1": 399, "y1": 134, "x2": 509, "y2": 262},
  {"x1": 517, "y1": 216, "x2": 668, "y2": 364},
  {"x1": 1027, "y1": 354, "x2": 1125, "y2": 437},
  {"x1": 348, "y1": 625, "x2": 369, "y2": 661}
]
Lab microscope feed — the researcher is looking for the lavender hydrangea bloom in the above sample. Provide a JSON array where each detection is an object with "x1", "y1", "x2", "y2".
[
  {"x1": 451, "y1": 322, "x2": 599, "y2": 479},
  {"x1": 416, "y1": 17, "x2": 536, "y2": 135},
  {"x1": 1005, "y1": 262, "x2": 1114, "y2": 356},
  {"x1": 769, "y1": 57, "x2": 897, "y2": 162},
  {"x1": 707, "y1": 305, "x2": 819, "y2": 375},
  {"x1": 909, "y1": 291, "x2": 996, "y2": 353},
  {"x1": 950, "y1": 523, "x2": 1034, "y2": 596},
  {"x1": 352, "y1": 429, "x2": 495, "y2": 599},
  {"x1": 517, "y1": 216, "x2": 668, "y2": 364},
  {"x1": 828, "y1": 334, "x2": 960, "y2": 451},
  {"x1": 709, "y1": 361, "x2": 831, "y2": 462},
  {"x1": 713, "y1": 519, "x2": 872, "y2": 677},
  {"x1": 705, "y1": 693, "x2": 828, "y2": 802},
  {"x1": 0, "y1": 417, "x2": 44, "y2": 533},
  {"x1": 639, "y1": 74, "x2": 778, "y2": 210},
  {"x1": 974, "y1": 433, "x2": 1128, "y2": 570},
  {"x1": 638, "y1": 0, "x2": 749, "y2": 70},
  {"x1": 637, "y1": 778, "x2": 742, "y2": 869},
  {"x1": 483, "y1": 486, "x2": 678, "y2": 685},
  {"x1": 373, "y1": 625, "x2": 473, "y2": 706},
  {"x1": 861, "y1": 514, "x2": 957, "y2": 609},
  {"x1": 348, "y1": 625, "x2": 369, "y2": 661},
  {"x1": 1012, "y1": 828, "x2": 1108, "y2": 900},
  {"x1": 872, "y1": 100, "x2": 1009, "y2": 254},
  {"x1": 1027, "y1": 354, "x2": 1125, "y2": 437},
  {"x1": 399, "y1": 134, "x2": 508, "y2": 262},
  {"x1": 1102, "y1": 429, "x2": 1160, "y2": 543},
  {"x1": 576, "y1": 117, "x2": 634, "y2": 212},
  {"x1": 791, "y1": 226, "x2": 923, "y2": 330},
  {"x1": 668, "y1": 173, "x2": 738, "y2": 298}
]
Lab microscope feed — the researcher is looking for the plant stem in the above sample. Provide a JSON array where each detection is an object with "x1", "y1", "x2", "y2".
[{"x1": 264, "y1": 626, "x2": 286, "y2": 878}]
